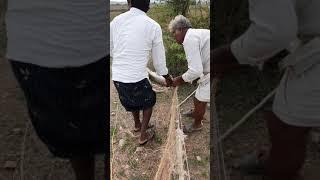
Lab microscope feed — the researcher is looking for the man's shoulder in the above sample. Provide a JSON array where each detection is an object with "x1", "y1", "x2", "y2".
[
  {"x1": 187, "y1": 29, "x2": 210, "y2": 39},
  {"x1": 190, "y1": 28, "x2": 210, "y2": 34},
  {"x1": 111, "y1": 11, "x2": 130, "y2": 24},
  {"x1": 143, "y1": 16, "x2": 161, "y2": 29}
]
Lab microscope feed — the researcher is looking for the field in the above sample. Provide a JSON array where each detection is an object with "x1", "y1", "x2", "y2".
[{"x1": 110, "y1": 3, "x2": 211, "y2": 180}]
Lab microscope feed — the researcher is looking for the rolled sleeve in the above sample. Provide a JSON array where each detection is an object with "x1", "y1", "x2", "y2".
[
  {"x1": 182, "y1": 68, "x2": 203, "y2": 83},
  {"x1": 152, "y1": 26, "x2": 168, "y2": 75},
  {"x1": 231, "y1": 0, "x2": 298, "y2": 67}
]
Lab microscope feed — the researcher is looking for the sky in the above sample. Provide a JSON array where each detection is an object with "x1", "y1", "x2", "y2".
[{"x1": 111, "y1": 0, "x2": 209, "y2": 2}]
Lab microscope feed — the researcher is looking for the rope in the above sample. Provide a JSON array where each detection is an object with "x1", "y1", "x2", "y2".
[
  {"x1": 177, "y1": 89, "x2": 196, "y2": 107},
  {"x1": 218, "y1": 87, "x2": 277, "y2": 142}
]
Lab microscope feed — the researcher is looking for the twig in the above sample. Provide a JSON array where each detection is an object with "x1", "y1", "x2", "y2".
[{"x1": 177, "y1": 89, "x2": 196, "y2": 107}]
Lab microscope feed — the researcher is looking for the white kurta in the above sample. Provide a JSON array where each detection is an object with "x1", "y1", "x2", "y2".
[
  {"x1": 231, "y1": 0, "x2": 320, "y2": 127},
  {"x1": 182, "y1": 29, "x2": 210, "y2": 102},
  {"x1": 110, "y1": 8, "x2": 168, "y2": 83}
]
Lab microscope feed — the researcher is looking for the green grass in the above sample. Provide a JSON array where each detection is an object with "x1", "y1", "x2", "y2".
[
  {"x1": 154, "y1": 132, "x2": 163, "y2": 144},
  {"x1": 128, "y1": 157, "x2": 138, "y2": 169},
  {"x1": 188, "y1": 153, "x2": 208, "y2": 167},
  {"x1": 130, "y1": 174, "x2": 150, "y2": 180}
]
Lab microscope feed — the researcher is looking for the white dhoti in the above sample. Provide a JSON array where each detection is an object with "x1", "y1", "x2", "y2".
[
  {"x1": 273, "y1": 63, "x2": 320, "y2": 127},
  {"x1": 195, "y1": 73, "x2": 210, "y2": 102}
]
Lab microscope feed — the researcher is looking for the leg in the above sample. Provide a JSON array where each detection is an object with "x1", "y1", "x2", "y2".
[
  {"x1": 265, "y1": 111, "x2": 310, "y2": 180},
  {"x1": 192, "y1": 97, "x2": 207, "y2": 128},
  {"x1": 140, "y1": 107, "x2": 153, "y2": 141},
  {"x1": 132, "y1": 111, "x2": 141, "y2": 130},
  {"x1": 70, "y1": 156, "x2": 95, "y2": 180}
]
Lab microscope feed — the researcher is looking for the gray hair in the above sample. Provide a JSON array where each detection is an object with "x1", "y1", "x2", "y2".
[{"x1": 168, "y1": 15, "x2": 192, "y2": 33}]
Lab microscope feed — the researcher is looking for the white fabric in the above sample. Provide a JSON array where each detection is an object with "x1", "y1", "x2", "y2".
[
  {"x1": 231, "y1": 0, "x2": 320, "y2": 126},
  {"x1": 110, "y1": 7, "x2": 168, "y2": 83},
  {"x1": 6, "y1": 0, "x2": 108, "y2": 67},
  {"x1": 195, "y1": 73, "x2": 210, "y2": 102},
  {"x1": 181, "y1": 29, "x2": 210, "y2": 83},
  {"x1": 273, "y1": 64, "x2": 320, "y2": 127}
]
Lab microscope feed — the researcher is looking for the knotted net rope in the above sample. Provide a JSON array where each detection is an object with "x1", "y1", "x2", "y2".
[{"x1": 154, "y1": 87, "x2": 190, "y2": 180}]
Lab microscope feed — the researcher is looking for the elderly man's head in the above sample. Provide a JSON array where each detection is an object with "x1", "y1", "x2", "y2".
[
  {"x1": 131, "y1": 0, "x2": 150, "y2": 13},
  {"x1": 169, "y1": 15, "x2": 192, "y2": 44}
]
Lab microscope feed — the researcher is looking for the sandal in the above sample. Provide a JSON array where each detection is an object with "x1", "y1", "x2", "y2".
[
  {"x1": 183, "y1": 122, "x2": 203, "y2": 133},
  {"x1": 133, "y1": 124, "x2": 154, "y2": 132},
  {"x1": 139, "y1": 129, "x2": 155, "y2": 145},
  {"x1": 182, "y1": 109, "x2": 194, "y2": 118},
  {"x1": 232, "y1": 150, "x2": 268, "y2": 175}
]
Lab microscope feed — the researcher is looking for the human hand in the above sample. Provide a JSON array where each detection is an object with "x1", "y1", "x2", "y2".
[
  {"x1": 212, "y1": 45, "x2": 239, "y2": 78},
  {"x1": 172, "y1": 76, "x2": 185, "y2": 87},
  {"x1": 163, "y1": 74, "x2": 173, "y2": 87}
]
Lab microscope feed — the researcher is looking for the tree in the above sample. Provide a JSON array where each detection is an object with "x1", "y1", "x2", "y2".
[{"x1": 166, "y1": 0, "x2": 190, "y2": 16}]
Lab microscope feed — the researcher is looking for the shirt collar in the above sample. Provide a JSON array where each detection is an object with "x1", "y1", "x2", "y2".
[
  {"x1": 182, "y1": 29, "x2": 192, "y2": 45},
  {"x1": 130, "y1": 7, "x2": 147, "y2": 15}
]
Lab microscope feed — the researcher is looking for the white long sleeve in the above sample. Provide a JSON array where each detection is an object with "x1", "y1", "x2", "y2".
[
  {"x1": 152, "y1": 26, "x2": 168, "y2": 76},
  {"x1": 111, "y1": 8, "x2": 169, "y2": 83},
  {"x1": 231, "y1": 0, "x2": 298, "y2": 66},
  {"x1": 182, "y1": 29, "x2": 210, "y2": 83}
]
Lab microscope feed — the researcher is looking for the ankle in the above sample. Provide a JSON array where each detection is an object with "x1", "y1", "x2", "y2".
[{"x1": 193, "y1": 122, "x2": 202, "y2": 128}]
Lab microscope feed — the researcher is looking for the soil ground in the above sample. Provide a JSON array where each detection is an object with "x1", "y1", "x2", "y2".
[
  {"x1": 110, "y1": 81, "x2": 210, "y2": 180},
  {"x1": 215, "y1": 69, "x2": 320, "y2": 180}
]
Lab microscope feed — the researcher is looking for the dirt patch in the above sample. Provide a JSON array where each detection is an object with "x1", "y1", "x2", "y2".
[
  {"x1": 216, "y1": 70, "x2": 320, "y2": 180},
  {"x1": 110, "y1": 82, "x2": 210, "y2": 180}
]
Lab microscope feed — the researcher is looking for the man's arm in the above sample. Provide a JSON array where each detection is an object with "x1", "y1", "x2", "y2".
[
  {"x1": 215, "y1": 0, "x2": 298, "y2": 76},
  {"x1": 175, "y1": 35, "x2": 203, "y2": 86},
  {"x1": 212, "y1": 45, "x2": 241, "y2": 77},
  {"x1": 152, "y1": 26, "x2": 172, "y2": 86},
  {"x1": 110, "y1": 21, "x2": 114, "y2": 58}
]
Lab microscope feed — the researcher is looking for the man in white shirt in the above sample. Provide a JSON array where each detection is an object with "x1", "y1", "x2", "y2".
[
  {"x1": 6, "y1": 1, "x2": 108, "y2": 179},
  {"x1": 110, "y1": 0, "x2": 172, "y2": 145},
  {"x1": 214, "y1": 0, "x2": 320, "y2": 179},
  {"x1": 169, "y1": 15, "x2": 210, "y2": 133}
]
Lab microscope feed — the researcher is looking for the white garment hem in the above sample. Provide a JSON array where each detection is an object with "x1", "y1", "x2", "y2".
[{"x1": 272, "y1": 106, "x2": 319, "y2": 128}]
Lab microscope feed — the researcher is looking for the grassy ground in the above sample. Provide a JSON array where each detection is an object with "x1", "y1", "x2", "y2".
[
  {"x1": 110, "y1": 3, "x2": 210, "y2": 180},
  {"x1": 110, "y1": 81, "x2": 210, "y2": 180}
]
